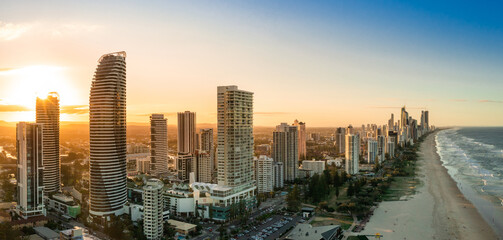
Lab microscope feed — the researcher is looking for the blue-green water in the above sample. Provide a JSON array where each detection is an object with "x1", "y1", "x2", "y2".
[{"x1": 436, "y1": 127, "x2": 503, "y2": 237}]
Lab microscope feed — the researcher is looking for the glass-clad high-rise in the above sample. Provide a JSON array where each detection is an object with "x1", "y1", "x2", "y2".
[
  {"x1": 36, "y1": 92, "x2": 60, "y2": 194},
  {"x1": 89, "y1": 51, "x2": 127, "y2": 219}
]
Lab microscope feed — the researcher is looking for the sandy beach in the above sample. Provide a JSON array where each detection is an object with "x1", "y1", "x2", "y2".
[{"x1": 360, "y1": 131, "x2": 498, "y2": 240}]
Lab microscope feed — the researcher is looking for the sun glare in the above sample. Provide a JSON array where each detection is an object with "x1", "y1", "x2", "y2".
[{"x1": 0, "y1": 65, "x2": 79, "y2": 109}]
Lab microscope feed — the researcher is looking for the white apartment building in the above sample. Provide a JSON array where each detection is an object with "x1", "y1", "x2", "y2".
[
  {"x1": 143, "y1": 179, "x2": 164, "y2": 240},
  {"x1": 254, "y1": 156, "x2": 273, "y2": 194},
  {"x1": 345, "y1": 134, "x2": 360, "y2": 175}
]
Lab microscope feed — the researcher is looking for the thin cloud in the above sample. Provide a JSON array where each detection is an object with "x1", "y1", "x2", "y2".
[
  {"x1": 479, "y1": 100, "x2": 503, "y2": 104},
  {"x1": 61, "y1": 105, "x2": 89, "y2": 114},
  {"x1": 0, "y1": 21, "x2": 102, "y2": 41},
  {"x1": 0, "y1": 21, "x2": 32, "y2": 41},
  {"x1": 450, "y1": 99, "x2": 467, "y2": 102},
  {"x1": 0, "y1": 104, "x2": 31, "y2": 112}
]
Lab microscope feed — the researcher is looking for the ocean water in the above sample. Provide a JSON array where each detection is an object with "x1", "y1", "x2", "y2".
[{"x1": 436, "y1": 127, "x2": 503, "y2": 236}]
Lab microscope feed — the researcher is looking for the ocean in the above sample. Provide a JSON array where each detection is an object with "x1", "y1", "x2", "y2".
[{"x1": 436, "y1": 127, "x2": 503, "y2": 236}]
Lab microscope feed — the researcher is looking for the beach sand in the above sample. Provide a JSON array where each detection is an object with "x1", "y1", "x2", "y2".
[{"x1": 360, "y1": 131, "x2": 498, "y2": 240}]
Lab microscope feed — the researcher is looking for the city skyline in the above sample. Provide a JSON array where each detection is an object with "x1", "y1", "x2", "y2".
[{"x1": 1, "y1": 1, "x2": 503, "y2": 127}]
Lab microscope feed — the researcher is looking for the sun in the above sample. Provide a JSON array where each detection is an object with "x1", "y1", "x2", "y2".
[{"x1": 0, "y1": 65, "x2": 79, "y2": 108}]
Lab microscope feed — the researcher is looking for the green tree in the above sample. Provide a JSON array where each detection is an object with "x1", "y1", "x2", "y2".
[
  {"x1": 287, "y1": 184, "x2": 301, "y2": 211},
  {"x1": 164, "y1": 222, "x2": 176, "y2": 239}
]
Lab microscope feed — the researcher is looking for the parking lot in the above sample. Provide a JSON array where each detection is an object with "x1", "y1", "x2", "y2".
[{"x1": 236, "y1": 214, "x2": 302, "y2": 240}]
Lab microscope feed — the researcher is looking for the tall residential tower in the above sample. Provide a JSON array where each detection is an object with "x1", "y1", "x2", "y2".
[
  {"x1": 273, "y1": 123, "x2": 299, "y2": 182},
  {"x1": 177, "y1": 111, "x2": 196, "y2": 154},
  {"x1": 89, "y1": 52, "x2": 127, "y2": 220},
  {"x1": 292, "y1": 120, "x2": 306, "y2": 160},
  {"x1": 217, "y1": 86, "x2": 254, "y2": 191},
  {"x1": 16, "y1": 122, "x2": 46, "y2": 219},
  {"x1": 150, "y1": 114, "x2": 168, "y2": 176},
  {"x1": 36, "y1": 92, "x2": 60, "y2": 194}
]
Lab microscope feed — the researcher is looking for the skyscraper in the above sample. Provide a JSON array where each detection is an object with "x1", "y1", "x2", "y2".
[
  {"x1": 193, "y1": 150, "x2": 213, "y2": 183},
  {"x1": 36, "y1": 92, "x2": 60, "y2": 194},
  {"x1": 272, "y1": 161, "x2": 284, "y2": 189},
  {"x1": 424, "y1": 110, "x2": 429, "y2": 131},
  {"x1": 177, "y1": 111, "x2": 196, "y2": 154},
  {"x1": 254, "y1": 155, "x2": 273, "y2": 194},
  {"x1": 345, "y1": 134, "x2": 360, "y2": 175},
  {"x1": 367, "y1": 139, "x2": 378, "y2": 164},
  {"x1": 335, "y1": 127, "x2": 346, "y2": 154},
  {"x1": 377, "y1": 135, "x2": 386, "y2": 163},
  {"x1": 292, "y1": 120, "x2": 306, "y2": 160},
  {"x1": 217, "y1": 86, "x2": 254, "y2": 190},
  {"x1": 143, "y1": 179, "x2": 164, "y2": 240},
  {"x1": 388, "y1": 113, "x2": 394, "y2": 131},
  {"x1": 177, "y1": 153, "x2": 193, "y2": 182},
  {"x1": 273, "y1": 123, "x2": 299, "y2": 182},
  {"x1": 89, "y1": 51, "x2": 127, "y2": 219},
  {"x1": 150, "y1": 114, "x2": 168, "y2": 176},
  {"x1": 199, "y1": 128, "x2": 214, "y2": 171},
  {"x1": 400, "y1": 106, "x2": 409, "y2": 130},
  {"x1": 16, "y1": 122, "x2": 46, "y2": 219}
]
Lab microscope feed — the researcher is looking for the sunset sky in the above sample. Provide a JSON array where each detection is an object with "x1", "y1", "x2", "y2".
[{"x1": 1, "y1": 1, "x2": 502, "y2": 127}]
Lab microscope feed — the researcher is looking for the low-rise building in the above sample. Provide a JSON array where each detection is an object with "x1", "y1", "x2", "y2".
[
  {"x1": 167, "y1": 219, "x2": 196, "y2": 236},
  {"x1": 33, "y1": 226, "x2": 59, "y2": 240},
  {"x1": 301, "y1": 160, "x2": 325, "y2": 175},
  {"x1": 45, "y1": 194, "x2": 81, "y2": 218},
  {"x1": 286, "y1": 224, "x2": 342, "y2": 240}
]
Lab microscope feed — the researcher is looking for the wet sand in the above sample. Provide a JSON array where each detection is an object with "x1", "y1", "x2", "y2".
[{"x1": 360, "y1": 131, "x2": 498, "y2": 240}]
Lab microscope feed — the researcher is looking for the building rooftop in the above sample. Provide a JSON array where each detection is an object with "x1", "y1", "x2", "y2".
[
  {"x1": 286, "y1": 224, "x2": 340, "y2": 240},
  {"x1": 52, "y1": 193, "x2": 75, "y2": 204},
  {"x1": 33, "y1": 226, "x2": 59, "y2": 240},
  {"x1": 168, "y1": 219, "x2": 197, "y2": 231},
  {"x1": 190, "y1": 182, "x2": 232, "y2": 192}
]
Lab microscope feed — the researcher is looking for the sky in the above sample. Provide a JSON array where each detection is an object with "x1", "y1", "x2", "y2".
[{"x1": 0, "y1": 0, "x2": 502, "y2": 127}]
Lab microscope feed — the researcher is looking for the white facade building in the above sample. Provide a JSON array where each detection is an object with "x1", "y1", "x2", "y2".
[
  {"x1": 301, "y1": 160, "x2": 325, "y2": 176},
  {"x1": 345, "y1": 134, "x2": 360, "y2": 175},
  {"x1": 143, "y1": 179, "x2": 164, "y2": 240},
  {"x1": 254, "y1": 156, "x2": 273, "y2": 194}
]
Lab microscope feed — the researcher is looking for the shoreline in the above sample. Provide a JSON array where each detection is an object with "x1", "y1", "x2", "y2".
[{"x1": 360, "y1": 131, "x2": 498, "y2": 240}]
